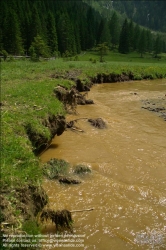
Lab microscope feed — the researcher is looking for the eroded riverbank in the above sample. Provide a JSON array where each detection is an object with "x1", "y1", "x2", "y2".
[{"x1": 40, "y1": 79, "x2": 166, "y2": 249}]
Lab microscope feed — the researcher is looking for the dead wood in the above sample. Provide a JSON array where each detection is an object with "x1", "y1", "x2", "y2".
[
  {"x1": 59, "y1": 177, "x2": 81, "y2": 184},
  {"x1": 71, "y1": 208, "x2": 94, "y2": 213}
]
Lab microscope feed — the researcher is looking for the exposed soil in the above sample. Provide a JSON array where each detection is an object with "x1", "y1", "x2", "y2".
[
  {"x1": 25, "y1": 115, "x2": 66, "y2": 155},
  {"x1": 54, "y1": 85, "x2": 94, "y2": 110},
  {"x1": 90, "y1": 72, "x2": 134, "y2": 84},
  {"x1": 141, "y1": 95, "x2": 166, "y2": 121},
  {"x1": 0, "y1": 184, "x2": 48, "y2": 234},
  {"x1": 51, "y1": 70, "x2": 135, "y2": 92}
]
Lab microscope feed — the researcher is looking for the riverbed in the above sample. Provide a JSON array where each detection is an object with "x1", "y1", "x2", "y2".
[{"x1": 40, "y1": 79, "x2": 166, "y2": 250}]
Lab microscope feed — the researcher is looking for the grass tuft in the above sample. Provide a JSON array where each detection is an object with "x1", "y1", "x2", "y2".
[
  {"x1": 74, "y1": 165, "x2": 91, "y2": 174},
  {"x1": 42, "y1": 158, "x2": 70, "y2": 179}
]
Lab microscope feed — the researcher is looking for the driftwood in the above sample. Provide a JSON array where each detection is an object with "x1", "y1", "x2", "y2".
[
  {"x1": 66, "y1": 118, "x2": 88, "y2": 132},
  {"x1": 59, "y1": 177, "x2": 81, "y2": 184},
  {"x1": 71, "y1": 208, "x2": 94, "y2": 213}
]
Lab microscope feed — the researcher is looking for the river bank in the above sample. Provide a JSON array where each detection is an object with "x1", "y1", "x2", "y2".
[{"x1": 1, "y1": 59, "x2": 166, "y2": 247}]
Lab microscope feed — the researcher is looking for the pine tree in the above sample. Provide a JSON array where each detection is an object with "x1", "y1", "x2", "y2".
[
  {"x1": 133, "y1": 24, "x2": 141, "y2": 51},
  {"x1": 30, "y1": 5, "x2": 42, "y2": 42},
  {"x1": 46, "y1": 12, "x2": 58, "y2": 55},
  {"x1": 86, "y1": 7, "x2": 96, "y2": 49},
  {"x1": 29, "y1": 35, "x2": 49, "y2": 60},
  {"x1": 128, "y1": 20, "x2": 134, "y2": 51},
  {"x1": 3, "y1": 8, "x2": 23, "y2": 54},
  {"x1": 109, "y1": 11, "x2": 120, "y2": 49},
  {"x1": 79, "y1": 16, "x2": 88, "y2": 51},
  {"x1": 146, "y1": 29, "x2": 153, "y2": 53},
  {"x1": 162, "y1": 41, "x2": 166, "y2": 53},
  {"x1": 57, "y1": 12, "x2": 76, "y2": 55},
  {"x1": 138, "y1": 29, "x2": 147, "y2": 57},
  {"x1": 119, "y1": 18, "x2": 130, "y2": 54},
  {"x1": 74, "y1": 23, "x2": 81, "y2": 54},
  {"x1": 99, "y1": 21, "x2": 111, "y2": 46},
  {"x1": 96, "y1": 42, "x2": 109, "y2": 62},
  {"x1": 154, "y1": 35, "x2": 162, "y2": 57}
]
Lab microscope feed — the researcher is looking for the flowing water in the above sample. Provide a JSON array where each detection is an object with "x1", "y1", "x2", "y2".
[{"x1": 40, "y1": 79, "x2": 166, "y2": 250}]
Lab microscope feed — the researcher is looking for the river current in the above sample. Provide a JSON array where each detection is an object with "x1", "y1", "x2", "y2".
[{"x1": 40, "y1": 79, "x2": 166, "y2": 250}]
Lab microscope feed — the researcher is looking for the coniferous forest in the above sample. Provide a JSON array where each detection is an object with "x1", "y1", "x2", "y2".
[{"x1": 0, "y1": 0, "x2": 166, "y2": 58}]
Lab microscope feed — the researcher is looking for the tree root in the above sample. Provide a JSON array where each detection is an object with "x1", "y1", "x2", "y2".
[{"x1": 40, "y1": 208, "x2": 94, "y2": 232}]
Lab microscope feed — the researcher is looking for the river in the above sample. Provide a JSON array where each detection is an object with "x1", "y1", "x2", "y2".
[{"x1": 40, "y1": 79, "x2": 166, "y2": 250}]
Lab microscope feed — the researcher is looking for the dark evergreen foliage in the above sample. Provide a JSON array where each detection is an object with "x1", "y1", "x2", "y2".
[
  {"x1": 1, "y1": 0, "x2": 165, "y2": 56},
  {"x1": 119, "y1": 18, "x2": 130, "y2": 54},
  {"x1": 107, "y1": 0, "x2": 166, "y2": 33},
  {"x1": 109, "y1": 11, "x2": 120, "y2": 49}
]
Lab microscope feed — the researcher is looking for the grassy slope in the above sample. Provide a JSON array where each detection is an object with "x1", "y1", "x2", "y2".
[{"x1": 1, "y1": 51, "x2": 166, "y2": 235}]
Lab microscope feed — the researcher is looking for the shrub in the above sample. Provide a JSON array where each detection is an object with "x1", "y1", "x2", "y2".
[{"x1": 0, "y1": 50, "x2": 8, "y2": 61}]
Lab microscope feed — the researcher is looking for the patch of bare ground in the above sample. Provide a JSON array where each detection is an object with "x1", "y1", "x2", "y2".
[{"x1": 1, "y1": 184, "x2": 48, "y2": 234}]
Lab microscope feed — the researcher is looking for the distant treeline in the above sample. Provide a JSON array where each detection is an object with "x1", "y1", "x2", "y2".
[{"x1": 0, "y1": 0, "x2": 165, "y2": 58}]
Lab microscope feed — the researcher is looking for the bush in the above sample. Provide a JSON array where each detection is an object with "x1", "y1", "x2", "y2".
[{"x1": 0, "y1": 50, "x2": 8, "y2": 61}]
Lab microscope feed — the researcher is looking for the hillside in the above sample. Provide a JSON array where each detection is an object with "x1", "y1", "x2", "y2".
[{"x1": 91, "y1": 0, "x2": 166, "y2": 33}]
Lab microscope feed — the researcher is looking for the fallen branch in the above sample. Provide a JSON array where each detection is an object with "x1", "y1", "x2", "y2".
[
  {"x1": 71, "y1": 208, "x2": 94, "y2": 213},
  {"x1": 70, "y1": 117, "x2": 89, "y2": 122}
]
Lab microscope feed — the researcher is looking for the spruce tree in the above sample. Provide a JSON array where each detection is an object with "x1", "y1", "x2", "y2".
[
  {"x1": 154, "y1": 35, "x2": 162, "y2": 57},
  {"x1": 30, "y1": 5, "x2": 42, "y2": 42},
  {"x1": 138, "y1": 29, "x2": 147, "y2": 57},
  {"x1": 109, "y1": 11, "x2": 120, "y2": 49},
  {"x1": 87, "y1": 7, "x2": 96, "y2": 49},
  {"x1": 3, "y1": 8, "x2": 23, "y2": 54},
  {"x1": 96, "y1": 42, "x2": 109, "y2": 62},
  {"x1": 99, "y1": 21, "x2": 111, "y2": 46},
  {"x1": 118, "y1": 18, "x2": 130, "y2": 54},
  {"x1": 29, "y1": 35, "x2": 49, "y2": 60},
  {"x1": 146, "y1": 29, "x2": 153, "y2": 53},
  {"x1": 128, "y1": 20, "x2": 134, "y2": 51},
  {"x1": 46, "y1": 12, "x2": 58, "y2": 55},
  {"x1": 57, "y1": 12, "x2": 76, "y2": 55},
  {"x1": 133, "y1": 24, "x2": 141, "y2": 51}
]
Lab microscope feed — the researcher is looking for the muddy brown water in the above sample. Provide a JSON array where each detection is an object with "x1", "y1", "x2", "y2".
[{"x1": 40, "y1": 79, "x2": 166, "y2": 250}]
